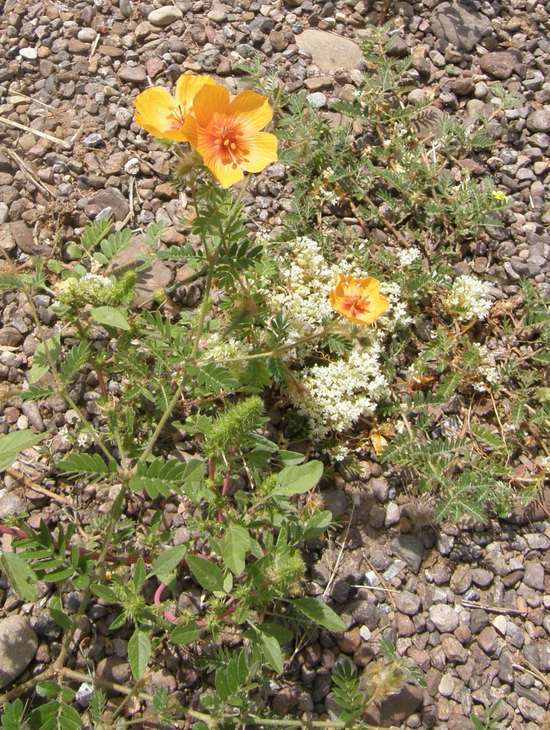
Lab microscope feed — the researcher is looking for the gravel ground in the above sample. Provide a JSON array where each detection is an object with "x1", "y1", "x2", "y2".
[{"x1": 0, "y1": 0, "x2": 549, "y2": 727}]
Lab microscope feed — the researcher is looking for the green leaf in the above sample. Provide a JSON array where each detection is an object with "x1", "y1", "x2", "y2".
[
  {"x1": 80, "y1": 219, "x2": 112, "y2": 251},
  {"x1": 98, "y1": 229, "x2": 133, "y2": 261},
  {"x1": 91, "y1": 306, "x2": 130, "y2": 331},
  {"x1": 59, "y1": 342, "x2": 90, "y2": 384},
  {"x1": 0, "y1": 430, "x2": 44, "y2": 472},
  {"x1": 192, "y1": 363, "x2": 239, "y2": 394},
  {"x1": 274, "y1": 460, "x2": 323, "y2": 497},
  {"x1": 293, "y1": 597, "x2": 345, "y2": 632},
  {"x1": 257, "y1": 629, "x2": 284, "y2": 673},
  {"x1": 0, "y1": 553, "x2": 38, "y2": 601},
  {"x1": 28, "y1": 700, "x2": 82, "y2": 730},
  {"x1": 149, "y1": 545, "x2": 187, "y2": 584},
  {"x1": 214, "y1": 650, "x2": 249, "y2": 702},
  {"x1": 186, "y1": 555, "x2": 225, "y2": 593},
  {"x1": 303, "y1": 510, "x2": 333, "y2": 540},
  {"x1": 0, "y1": 273, "x2": 33, "y2": 291},
  {"x1": 130, "y1": 458, "x2": 187, "y2": 498},
  {"x1": 133, "y1": 558, "x2": 146, "y2": 590},
  {"x1": 220, "y1": 523, "x2": 250, "y2": 576},
  {"x1": 128, "y1": 629, "x2": 151, "y2": 680},
  {"x1": 169, "y1": 622, "x2": 200, "y2": 645},
  {"x1": 0, "y1": 699, "x2": 27, "y2": 730},
  {"x1": 29, "y1": 335, "x2": 61, "y2": 384},
  {"x1": 90, "y1": 583, "x2": 118, "y2": 603},
  {"x1": 58, "y1": 452, "x2": 116, "y2": 477}
]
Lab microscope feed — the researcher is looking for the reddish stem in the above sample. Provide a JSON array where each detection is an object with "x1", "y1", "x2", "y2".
[{"x1": 153, "y1": 582, "x2": 178, "y2": 624}]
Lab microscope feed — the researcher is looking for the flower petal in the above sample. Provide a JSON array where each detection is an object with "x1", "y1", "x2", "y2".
[
  {"x1": 175, "y1": 74, "x2": 216, "y2": 114},
  {"x1": 192, "y1": 84, "x2": 231, "y2": 127},
  {"x1": 134, "y1": 87, "x2": 176, "y2": 136},
  {"x1": 241, "y1": 132, "x2": 278, "y2": 173},
  {"x1": 204, "y1": 156, "x2": 244, "y2": 188},
  {"x1": 234, "y1": 97, "x2": 274, "y2": 133}
]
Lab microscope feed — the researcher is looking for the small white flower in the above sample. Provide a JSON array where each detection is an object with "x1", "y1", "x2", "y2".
[
  {"x1": 446, "y1": 275, "x2": 492, "y2": 322},
  {"x1": 397, "y1": 247, "x2": 421, "y2": 267}
]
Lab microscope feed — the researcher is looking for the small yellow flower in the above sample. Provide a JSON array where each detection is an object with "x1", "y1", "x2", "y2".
[
  {"x1": 134, "y1": 74, "x2": 216, "y2": 142},
  {"x1": 329, "y1": 274, "x2": 389, "y2": 326},
  {"x1": 185, "y1": 83, "x2": 278, "y2": 188},
  {"x1": 491, "y1": 190, "x2": 507, "y2": 202}
]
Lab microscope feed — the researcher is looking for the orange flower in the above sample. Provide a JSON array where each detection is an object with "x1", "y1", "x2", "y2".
[
  {"x1": 329, "y1": 274, "x2": 389, "y2": 325},
  {"x1": 185, "y1": 84, "x2": 278, "y2": 188},
  {"x1": 134, "y1": 74, "x2": 216, "y2": 142}
]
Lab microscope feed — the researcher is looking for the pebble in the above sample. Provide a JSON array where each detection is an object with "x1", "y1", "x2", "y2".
[
  {"x1": 429, "y1": 605, "x2": 459, "y2": 633},
  {"x1": 0, "y1": 616, "x2": 38, "y2": 689},
  {"x1": 148, "y1": 7, "x2": 183, "y2": 27},
  {"x1": 526, "y1": 108, "x2": 550, "y2": 133},
  {"x1": 479, "y1": 51, "x2": 518, "y2": 80},
  {"x1": 306, "y1": 92, "x2": 327, "y2": 109},
  {"x1": 19, "y1": 47, "x2": 37, "y2": 60}
]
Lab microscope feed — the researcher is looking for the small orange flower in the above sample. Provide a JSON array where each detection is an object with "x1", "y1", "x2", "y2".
[
  {"x1": 329, "y1": 274, "x2": 389, "y2": 325},
  {"x1": 134, "y1": 74, "x2": 216, "y2": 142},
  {"x1": 185, "y1": 84, "x2": 278, "y2": 188}
]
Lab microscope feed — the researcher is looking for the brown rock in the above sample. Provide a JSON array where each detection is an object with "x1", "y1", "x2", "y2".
[
  {"x1": 479, "y1": 51, "x2": 519, "y2": 80},
  {"x1": 296, "y1": 29, "x2": 363, "y2": 72}
]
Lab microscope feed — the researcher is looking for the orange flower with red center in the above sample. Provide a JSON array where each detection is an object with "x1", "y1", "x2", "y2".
[
  {"x1": 133, "y1": 74, "x2": 216, "y2": 142},
  {"x1": 185, "y1": 84, "x2": 278, "y2": 188},
  {"x1": 329, "y1": 274, "x2": 389, "y2": 325}
]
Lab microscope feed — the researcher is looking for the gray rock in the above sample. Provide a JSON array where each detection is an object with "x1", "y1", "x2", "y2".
[
  {"x1": 384, "y1": 502, "x2": 401, "y2": 527},
  {"x1": 21, "y1": 401, "x2": 44, "y2": 432},
  {"x1": 0, "y1": 203, "x2": 8, "y2": 225},
  {"x1": 95, "y1": 657, "x2": 131, "y2": 693},
  {"x1": 321, "y1": 489, "x2": 349, "y2": 518},
  {"x1": 477, "y1": 626, "x2": 500, "y2": 656},
  {"x1": 10, "y1": 221, "x2": 38, "y2": 255},
  {"x1": 517, "y1": 697, "x2": 545, "y2": 723},
  {"x1": 119, "y1": 65, "x2": 147, "y2": 84},
  {"x1": 371, "y1": 477, "x2": 389, "y2": 502},
  {"x1": 19, "y1": 47, "x2": 38, "y2": 60},
  {"x1": 296, "y1": 30, "x2": 363, "y2": 72},
  {"x1": 431, "y1": 1, "x2": 491, "y2": 52},
  {"x1": 148, "y1": 6, "x2": 183, "y2": 27},
  {"x1": 307, "y1": 92, "x2": 327, "y2": 109},
  {"x1": 391, "y1": 535, "x2": 425, "y2": 573},
  {"x1": 0, "y1": 616, "x2": 38, "y2": 689},
  {"x1": 109, "y1": 237, "x2": 172, "y2": 307},
  {"x1": 83, "y1": 188, "x2": 129, "y2": 221},
  {"x1": 395, "y1": 590, "x2": 421, "y2": 615},
  {"x1": 479, "y1": 52, "x2": 518, "y2": 80},
  {"x1": 0, "y1": 492, "x2": 25, "y2": 519},
  {"x1": 526, "y1": 108, "x2": 550, "y2": 133},
  {"x1": 207, "y1": 5, "x2": 227, "y2": 23},
  {"x1": 429, "y1": 605, "x2": 459, "y2": 633},
  {"x1": 441, "y1": 634, "x2": 468, "y2": 663},
  {"x1": 524, "y1": 562, "x2": 544, "y2": 591}
]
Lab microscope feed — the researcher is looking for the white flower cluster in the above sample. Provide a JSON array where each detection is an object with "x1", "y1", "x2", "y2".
[
  {"x1": 446, "y1": 275, "x2": 492, "y2": 322},
  {"x1": 205, "y1": 333, "x2": 250, "y2": 363},
  {"x1": 472, "y1": 344, "x2": 500, "y2": 391},
  {"x1": 397, "y1": 247, "x2": 421, "y2": 267},
  {"x1": 292, "y1": 343, "x2": 388, "y2": 438},
  {"x1": 261, "y1": 237, "x2": 342, "y2": 344},
  {"x1": 380, "y1": 282, "x2": 413, "y2": 329}
]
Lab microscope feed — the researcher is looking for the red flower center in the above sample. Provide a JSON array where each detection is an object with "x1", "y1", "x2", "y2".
[
  {"x1": 203, "y1": 114, "x2": 249, "y2": 167},
  {"x1": 168, "y1": 105, "x2": 186, "y2": 131},
  {"x1": 342, "y1": 293, "x2": 370, "y2": 317}
]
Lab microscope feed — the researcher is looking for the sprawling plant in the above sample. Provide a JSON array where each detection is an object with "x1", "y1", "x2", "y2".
[{"x1": 0, "y1": 30, "x2": 547, "y2": 729}]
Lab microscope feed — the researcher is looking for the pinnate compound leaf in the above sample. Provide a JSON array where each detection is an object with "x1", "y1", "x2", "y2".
[
  {"x1": 28, "y1": 700, "x2": 82, "y2": 730},
  {"x1": 0, "y1": 430, "x2": 44, "y2": 472},
  {"x1": 128, "y1": 629, "x2": 152, "y2": 680},
  {"x1": 192, "y1": 363, "x2": 239, "y2": 394},
  {"x1": 214, "y1": 650, "x2": 249, "y2": 701},
  {"x1": 58, "y1": 452, "x2": 116, "y2": 477},
  {"x1": 80, "y1": 219, "x2": 112, "y2": 251},
  {"x1": 293, "y1": 597, "x2": 345, "y2": 632}
]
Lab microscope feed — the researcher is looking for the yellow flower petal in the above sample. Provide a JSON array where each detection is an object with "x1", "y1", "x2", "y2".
[
  {"x1": 175, "y1": 74, "x2": 216, "y2": 114},
  {"x1": 134, "y1": 87, "x2": 175, "y2": 134},
  {"x1": 242, "y1": 132, "x2": 278, "y2": 173},
  {"x1": 192, "y1": 84, "x2": 231, "y2": 127},
  {"x1": 230, "y1": 92, "x2": 273, "y2": 132},
  {"x1": 204, "y1": 156, "x2": 244, "y2": 188}
]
